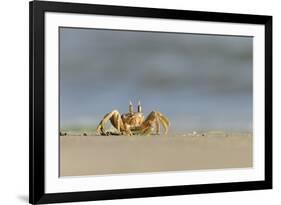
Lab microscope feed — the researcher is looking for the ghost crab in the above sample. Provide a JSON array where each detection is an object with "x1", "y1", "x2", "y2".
[{"x1": 96, "y1": 102, "x2": 170, "y2": 136}]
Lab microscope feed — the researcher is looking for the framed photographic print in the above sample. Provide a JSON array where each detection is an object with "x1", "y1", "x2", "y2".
[{"x1": 29, "y1": 0, "x2": 272, "y2": 204}]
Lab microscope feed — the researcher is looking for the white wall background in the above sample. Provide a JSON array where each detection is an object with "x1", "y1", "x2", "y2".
[{"x1": 0, "y1": 0, "x2": 279, "y2": 204}]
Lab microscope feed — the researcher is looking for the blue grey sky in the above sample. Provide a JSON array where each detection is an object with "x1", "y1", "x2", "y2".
[{"x1": 59, "y1": 27, "x2": 253, "y2": 132}]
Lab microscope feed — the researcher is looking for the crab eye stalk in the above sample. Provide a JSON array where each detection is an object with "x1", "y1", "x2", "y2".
[
  {"x1": 138, "y1": 101, "x2": 142, "y2": 113},
  {"x1": 129, "y1": 101, "x2": 134, "y2": 113}
]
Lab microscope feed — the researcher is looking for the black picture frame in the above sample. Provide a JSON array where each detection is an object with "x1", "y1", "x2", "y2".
[{"x1": 29, "y1": 0, "x2": 272, "y2": 204}]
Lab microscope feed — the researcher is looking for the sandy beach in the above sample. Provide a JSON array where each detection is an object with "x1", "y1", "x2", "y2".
[
  {"x1": 60, "y1": 133, "x2": 252, "y2": 176},
  {"x1": 60, "y1": 132, "x2": 252, "y2": 176}
]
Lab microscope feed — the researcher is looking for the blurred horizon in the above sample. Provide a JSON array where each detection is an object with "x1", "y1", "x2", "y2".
[{"x1": 59, "y1": 27, "x2": 253, "y2": 133}]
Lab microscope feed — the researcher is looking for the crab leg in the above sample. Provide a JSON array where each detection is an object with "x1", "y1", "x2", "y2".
[
  {"x1": 155, "y1": 118, "x2": 160, "y2": 134},
  {"x1": 96, "y1": 110, "x2": 123, "y2": 135},
  {"x1": 142, "y1": 126, "x2": 153, "y2": 135},
  {"x1": 156, "y1": 112, "x2": 170, "y2": 134},
  {"x1": 141, "y1": 111, "x2": 170, "y2": 135}
]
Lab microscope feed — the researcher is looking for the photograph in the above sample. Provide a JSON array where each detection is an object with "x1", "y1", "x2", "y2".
[
  {"x1": 59, "y1": 27, "x2": 253, "y2": 177},
  {"x1": 29, "y1": 1, "x2": 272, "y2": 203}
]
